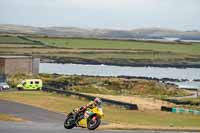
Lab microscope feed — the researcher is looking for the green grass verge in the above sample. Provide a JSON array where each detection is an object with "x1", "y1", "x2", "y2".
[
  {"x1": 0, "y1": 91, "x2": 199, "y2": 128},
  {"x1": 0, "y1": 113, "x2": 24, "y2": 122}
]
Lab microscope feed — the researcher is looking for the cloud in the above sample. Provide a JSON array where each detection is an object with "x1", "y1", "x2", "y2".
[
  {"x1": 2, "y1": 0, "x2": 200, "y2": 11},
  {"x1": 0, "y1": 0, "x2": 200, "y2": 30},
  {"x1": 57, "y1": 0, "x2": 159, "y2": 9},
  {"x1": 4, "y1": 0, "x2": 158, "y2": 9}
]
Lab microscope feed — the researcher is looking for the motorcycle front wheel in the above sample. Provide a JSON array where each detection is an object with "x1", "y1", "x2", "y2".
[
  {"x1": 87, "y1": 117, "x2": 101, "y2": 130},
  {"x1": 64, "y1": 115, "x2": 76, "y2": 129}
]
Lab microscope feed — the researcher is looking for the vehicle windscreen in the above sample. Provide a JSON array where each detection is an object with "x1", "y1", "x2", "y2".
[{"x1": 0, "y1": 83, "x2": 7, "y2": 85}]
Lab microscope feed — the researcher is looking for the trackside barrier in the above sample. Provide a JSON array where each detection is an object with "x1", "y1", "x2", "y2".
[
  {"x1": 172, "y1": 107, "x2": 200, "y2": 115},
  {"x1": 164, "y1": 99, "x2": 200, "y2": 106},
  {"x1": 161, "y1": 106, "x2": 200, "y2": 115},
  {"x1": 161, "y1": 106, "x2": 172, "y2": 112},
  {"x1": 43, "y1": 87, "x2": 138, "y2": 110}
]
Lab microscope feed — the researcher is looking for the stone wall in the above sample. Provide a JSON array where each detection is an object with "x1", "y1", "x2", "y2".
[
  {"x1": 5, "y1": 58, "x2": 33, "y2": 75},
  {"x1": 0, "y1": 59, "x2": 5, "y2": 74},
  {"x1": 0, "y1": 57, "x2": 40, "y2": 75},
  {"x1": 32, "y1": 58, "x2": 40, "y2": 74}
]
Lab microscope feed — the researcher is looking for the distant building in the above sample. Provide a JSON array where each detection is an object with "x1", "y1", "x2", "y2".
[{"x1": 0, "y1": 56, "x2": 40, "y2": 75}]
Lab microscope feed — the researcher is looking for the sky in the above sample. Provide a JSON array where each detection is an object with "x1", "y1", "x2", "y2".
[{"x1": 0, "y1": 0, "x2": 200, "y2": 30}]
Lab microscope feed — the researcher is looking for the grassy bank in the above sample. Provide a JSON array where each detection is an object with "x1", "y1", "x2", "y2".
[
  {"x1": 175, "y1": 98, "x2": 200, "y2": 110},
  {"x1": 179, "y1": 98, "x2": 200, "y2": 104},
  {"x1": 8, "y1": 74, "x2": 189, "y2": 99},
  {"x1": 0, "y1": 91, "x2": 199, "y2": 130},
  {"x1": 0, "y1": 113, "x2": 24, "y2": 122},
  {"x1": 8, "y1": 73, "x2": 191, "y2": 111}
]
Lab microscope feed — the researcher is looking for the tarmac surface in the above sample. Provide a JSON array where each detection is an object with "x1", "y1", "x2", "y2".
[
  {"x1": 0, "y1": 100, "x2": 198, "y2": 133},
  {"x1": 0, "y1": 99, "x2": 64, "y2": 123}
]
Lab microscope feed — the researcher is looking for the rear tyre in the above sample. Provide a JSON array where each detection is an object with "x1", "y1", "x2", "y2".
[
  {"x1": 17, "y1": 87, "x2": 23, "y2": 91},
  {"x1": 64, "y1": 115, "x2": 76, "y2": 129},
  {"x1": 87, "y1": 117, "x2": 101, "y2": 130}
]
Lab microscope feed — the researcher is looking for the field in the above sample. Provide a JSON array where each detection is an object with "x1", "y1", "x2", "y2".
[
  {"x1": 1, "y1": 35, "x2": 200, "y2": 67},
  {"x1": 32, "y1": 37, "x2": 200, "y2": 55},
  {"x1": 0, "y1": 36, "x2": 37, "y2": 44},
  {"x1": 0, "y1": 91, "x2": 200, "y2": 130}
]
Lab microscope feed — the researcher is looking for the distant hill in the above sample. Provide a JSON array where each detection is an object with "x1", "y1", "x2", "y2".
[{"x1": 0, "y1": 24, "x2": 200, "y2": 40}]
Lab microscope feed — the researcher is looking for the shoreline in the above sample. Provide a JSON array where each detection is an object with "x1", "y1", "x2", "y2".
[
  {"x1": 40, "y1": 60, "x2": 200, "y2": 82},
  {"x1": 41, "y1": 57, "x2": 200, "y2": 68}
]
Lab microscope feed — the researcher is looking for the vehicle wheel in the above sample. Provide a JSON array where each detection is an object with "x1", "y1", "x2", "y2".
[
  {"x1": 87, "y1": 116, "x2": 101, "y2": 130},
  {"x1": 64, "y1": 116, "x2": 76, "y2": 129},
  {"x1": 17, "y1": 87, "x2": 22, "y2": 91}
]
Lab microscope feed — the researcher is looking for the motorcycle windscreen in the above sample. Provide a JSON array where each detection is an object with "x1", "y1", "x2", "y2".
[{"x1": 96, "y1": 106, "x2": 104, "y2": 117}]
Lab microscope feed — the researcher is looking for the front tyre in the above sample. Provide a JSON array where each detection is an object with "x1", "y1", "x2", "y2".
[
  {"x1": 87, "y1": 117, "x2": 101, "y2": 130},
  {"x1": 64, "y1": 116, "x2": 75, "y2": 129}
]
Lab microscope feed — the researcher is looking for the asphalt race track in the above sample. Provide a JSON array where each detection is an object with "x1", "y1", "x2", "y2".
[
  {"x1": 0, "y1": 100, "x2": 64, "y2": 123},
  {"x1": 0, "y1": 100, "x2": 198, "y2": 133}
]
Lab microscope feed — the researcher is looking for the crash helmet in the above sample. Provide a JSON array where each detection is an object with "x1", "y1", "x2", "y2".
[{"x1": 94, "y1": 97, "x2": 102, "y2": 106}]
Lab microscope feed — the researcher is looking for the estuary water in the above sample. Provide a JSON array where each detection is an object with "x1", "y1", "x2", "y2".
[{"x1": 40, "y1": 63, "x2": 200, "y2": 89}]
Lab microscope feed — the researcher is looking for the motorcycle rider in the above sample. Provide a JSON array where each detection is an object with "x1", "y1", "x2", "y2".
[{"x1": 74, "y1": 97, "x2": 102, "y2": 125}]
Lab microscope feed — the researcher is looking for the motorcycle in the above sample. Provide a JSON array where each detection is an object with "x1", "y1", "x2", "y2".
[{"x1": 64, "y1": 105, "x2": 104, "y2": 130}]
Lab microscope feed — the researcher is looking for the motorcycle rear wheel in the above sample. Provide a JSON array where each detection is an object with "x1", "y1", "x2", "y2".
[{"x1": 64, "y1": 116, "x2": 76, "y2": 129}]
